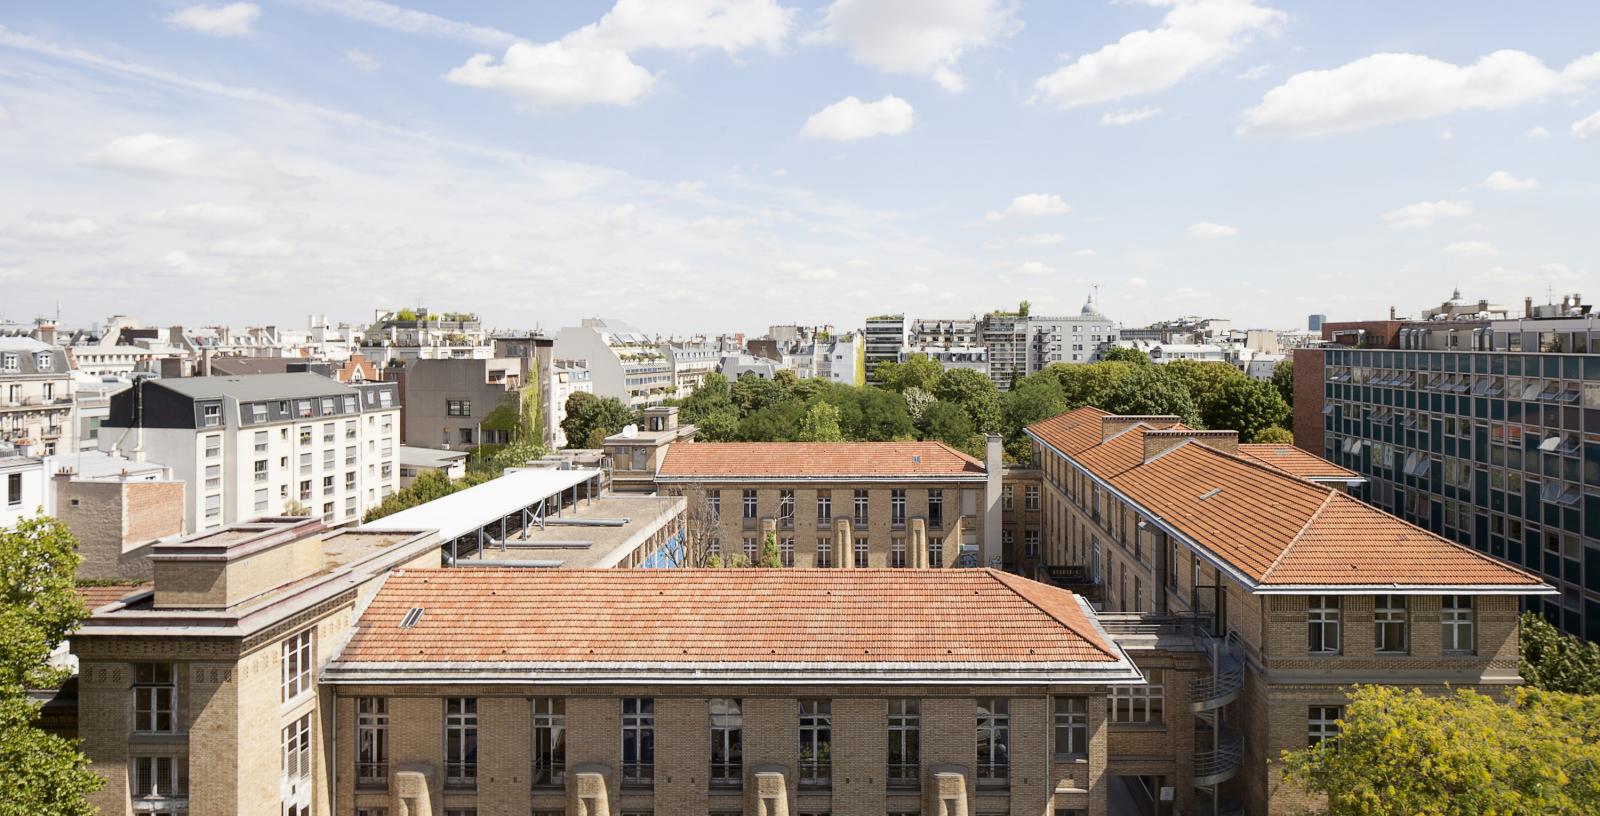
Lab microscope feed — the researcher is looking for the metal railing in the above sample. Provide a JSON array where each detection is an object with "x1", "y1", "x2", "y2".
[{"x1": 1193, "y1": 726, "x2": 1244, "y2": 787}]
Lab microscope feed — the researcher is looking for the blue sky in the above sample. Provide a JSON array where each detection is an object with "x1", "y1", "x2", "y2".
[{"x1": 1, "y1": 1, "x2": 1597, "y2": 335}]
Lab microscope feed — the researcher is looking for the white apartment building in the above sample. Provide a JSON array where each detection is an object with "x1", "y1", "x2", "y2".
[
  {"x1": 817, "y1": 331, "x2": 861, "y2": 384},
  {"x1": 98, "y1": 373, "x2": 399, "y2": 531},
  {"x1": 661, "y1": 341, "x2": 720, "y2": 394},
  {"x1": 359, "y1": 308, "x2": 494, "y2": 367},
  {"x1": 1, "y1": 337, "x2": 75, "y2": 456},
  {"x1": 548, "y1": 360, "x2": 594, "y2": 448},
  {"x1": 65, "y1": 317, "x2": 197, "y2": 377},
  {"x1": 0, "y1": 453, "x2": 45, "y2": 527},
  {"x1": 553, "y1": 318, "x2": 672, "y2": 408},
  {"x1": 1025, "y1": 302, "x2": 1119, "y2": 368},
  {"x1": 901, "y1": 344, "x2": 990, "y2": 376}
]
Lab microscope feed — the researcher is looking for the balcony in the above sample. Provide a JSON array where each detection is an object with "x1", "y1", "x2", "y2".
[{"x1": 1192, "y1": 724, "x2": 1244, "y2": 787}]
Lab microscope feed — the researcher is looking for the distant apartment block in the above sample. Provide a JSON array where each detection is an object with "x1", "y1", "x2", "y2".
[
  {"x1": 1, "y1": 452, "x2": 45, "y2": 527},
  {"x1": 554, "y1": 319, "x2": 672, "y2": 409},
  {"x1": 360, "y1": 307, "x2": 493, "y2": 367},
  {"x1": 863, "y1": 314, "x2": 907, "y2": 384},
  {"x1": 1, "y1": 337, "x2": 75, "y2": 455},
  {"x1": 548, "y1": 360, "x2": 594, "y2": 448},
  {"x1": 398, "y1": 357, "x2": 527, "y2": 451},
  {"x1": 99, "y1": 373, "x2": 399, "y2": 530}
]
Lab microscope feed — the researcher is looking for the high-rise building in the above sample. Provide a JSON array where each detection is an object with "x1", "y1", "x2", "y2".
[
  {"x1": 862, "y1": 314, "x2": 906, "y2": 384},
  {"x1": 1307, "y1": 314, "x2": 1327, "y2": 332}
]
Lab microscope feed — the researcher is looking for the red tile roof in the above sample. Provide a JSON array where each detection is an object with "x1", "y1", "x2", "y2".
[
  {"x1": 657, "y1": 442, "x2": 985, "y2": 479},
  {"x1": 1235, "y1": 444, "x2": 1360, "y2": 482},
  {"x1": 1027, "y1": 412, "x2": 1545, "y2": 591},
  {"x1": 1025, "y1": 406, "x2": 1112, "y2": 457},
  {"x1": 334, "y1": 568, "x2": 1121, "y2": 665},
  {"x1": 75, "y1": 582, "x2": 153, "y2": 610}
]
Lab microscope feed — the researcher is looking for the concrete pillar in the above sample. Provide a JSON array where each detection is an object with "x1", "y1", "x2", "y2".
[
  {"x1": 388, "y1": 766, "x2": 432, "y2": 816},
  {"x1": 748, "y1": 765, "x2": 790, "y2": 816},
  {"x1": 925, "y1": 765, "x2": 970, "y2": 816},
  {"x1": 910, "y1": 517, "x2": 928, "y2": 568},
  {"x1": 834, "y1": 518, "x2": 853, "y2": 568},
  {"x1": 983, "y1": 432, "x2": 1003, "y2": 569},
  {"x1": 567, "y1": 766, "x2": 612, "y2": 816}
]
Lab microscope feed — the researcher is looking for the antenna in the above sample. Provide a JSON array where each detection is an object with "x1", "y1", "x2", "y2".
[{"x1": 1092, "y1": 283, "x2": 1102, "y2": 309}]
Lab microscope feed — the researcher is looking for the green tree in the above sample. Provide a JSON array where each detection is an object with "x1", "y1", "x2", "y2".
[
  {"x1": 931, "y1": 367, "x2": 1002, "y2": 432},
  {"x1": 1200, "y1": 378, "x2": 1290, "y2": 442},
  {"x1": 1101, "y1": 346, "x2": 1150, "y2": 365},
  {"x1": 0, "y1": 517, "x2": 103, "y2": 816},
  {"x1": 1099, "y1": 366, "x2": 1200, "y2": 425},
  {"x1": 756, "y1": 531, "x2": 783, "y2": 567},
  {"x1": 560, "y1": 392, "x2": 635, "y2": 449},
  {"x1": 1032, "y1": 361, "x2": 1136, "y2": 408},
  {"x1": 693, "y1": 407, "x2": 740, "y2": 442},
  {"x1": 363, "y1": 470, "x2": 493, "y2": 522},
  {"x1": 1001, "y1": 379, "x2": 1067, "y2": 460},
  {"x1": 1281, "y1": 685, "x2": 1600, "y2": 816},
  {"x1": 1017, "y1": 299, "x2": 1031, "y2": 317},
  {"x1": 920, "y1": 400, "x2": 978, "y2": 454},
  {"x1": 874, "y1": 354, "x2": 943, "y2": 392},
  {"x1": 797, "y1": 401, "x2": 845, "y2": 442},
  {"x1": 1520, "y1": 611, "x2": 1600, "y2": 694},
  {"x1": 736, "y1": 401, "x2": 807, "y2": 442},
  {"x1": 1163, "y1": 359, "x2": 1247, "y2": 417},
  {"x1": 1251, "y1": 426, "x2": 1294, "y2": 444},
  {"x1": 679, "y1": 372, "x2": 733, "y2": 420},
  {"x1": 730, "y1": 374, "x2": 790, "y2": 414},
  {"x1": 823, "y1": 386, "x2": 915, "y2": 441},
  {"x1": 1270, "y1": 357, "x2": 1295, "y2": 407}
]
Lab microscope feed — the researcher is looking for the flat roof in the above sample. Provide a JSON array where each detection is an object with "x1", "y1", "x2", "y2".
[
  {"x1": 151, "y1": 372, "x2": 359, "y2": 401},
  {"x1": 362, "y1": 468, "x2": 601, "y2": 541},
  {"x1": 399, "y1": 446, "x2": 470, "y2": 468},
  {"x1": 467, "y1": 494, "x2": 683, "y2": 568}
]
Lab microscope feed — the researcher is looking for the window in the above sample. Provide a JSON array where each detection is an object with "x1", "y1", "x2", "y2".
[
  {"x1": 853, "y1": 489, "x2": 869, "y2": 525},
  {"x1": 778, "y1": 489, "x2": 795, "y2": 528},
  {"x1": 282, "y1": 713, "x2": 312, "y2": 816},
  {"x1": 447, "y1": 399, "x2": 471, "y2": 417},
  {"x1": 133, "y1": 663, "x2": 175, "y2": 733},
  {"x1": 1374, "y1": 595, "x2": 1408, "y2": 654},
  {"x1": 742, "y1": 489, "x2": 758, "y2": 519},
  {"x1": 322, "y1": 475, "x2": 334, "y2": 494},
  {"x1": 854, "y1": 537, "x2": 869, "y2": 568},
  {"x1": 1308, "y1": 596, "x2": 1341, "y2": 655},
  {"x1": 345, "y1": 420, "x2": 357, "y2": 440},
  {"x1": 281, "y1": 630, "x2": 313, "y2": 702},
  {"x1": 928, "y1": 536, "x2": 943, "y2": 568},
  {"x1": 204, "y1": 435, "x2": 221, "y2": 458},
  {"x1": 706, "y1": 490, "x2": 721, "y2": 519},
  {"x1": 621, "y1": 698, "x2": 654, "y2": 786},
  {"x1": 887, "y1": 699, "x2": 920, "y2": 789},
  {"x1": 343, "y1": 395, "x2": 358, "y2": 413},
  {"x1": 798, "y1": 700, "x2": 831, "y2": 787},
  {"x1": 203, "y1": 464, "x2": 221, "y2": 491},
  {"x1": 1025, "y1": 485, "x2": 1040, "y2": 511},
  {"x1": 323, "y1": 449, "x2": 335, "y2": 470},
  {"x1": 742, "y1": 537, "x2": 757, "y2": 561},
  {"x1": 445, "y1": 698, "x2": 478, "y2": 786},
  {"x1": 976, "y1": 698, "x2": 1009, "y2": 784},
  {"x1": 1002, "y1": 484, "x2": 1013, "y2": 511},
  {"x1": 204, "y1": 493, "x2": 221, "y2": 521},
  {"x1": 321, "y1": 423, "x2": 335, "y2": 444},
  {"x1": 709, "y1": 698, "x2": 742, "y2": 788},
  {"x1": 816, "y1": 538, "x2": 833, "y2": 568},
  {"x1": 356, "y1": 698, "x2": 388, "y2": 786},
  {"x1": 532, "y1": 698, "x2": 565, "y2": 787},
  {"x1": 1054, "y1": 697, "x2": 1088, "y2": 757},
  {"x1": 133, "y1": 755, "x2": 188, "y2": 799},
  {"x1": 780, "y1": 537, "x2": 795, "y2": 567},
  {"x1": 254, "y1": 430, "x2": 269, "y2": 452},
  {"x1": 201, "y1": 404, "x2": 221, "y2": 427},
  {"x1": 0, "y1": 353, "x2": 14, "y2": 372},
  {"x1": 1442, "y1": 596, "x2": 1475, "y2": 655},
  {"x1": 1308, "y1": 706, "x2": 1342, "y2": 746},
  {"x1": 255, "y1": 487, "x2": 270, "y2": 513},
  {"x1": 890, "y1": 537, "x2": 907, "y2": 568},
  {"x1": 890, "y1": 489, "x2": 907, "y2": 527},
  {"x1": 1110, "y1": 681, "x2": 1164, "y2": 724},
  {"x1": 928, "y1": 489, "x2": 943, "y2": 527},
  {"x1": 816, "y1": 490, "x2": 832, "y2": 522}
]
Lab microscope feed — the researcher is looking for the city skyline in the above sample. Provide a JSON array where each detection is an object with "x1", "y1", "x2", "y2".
[{"x1": 1, "y1": 1, "x2": 1597, "y2": 334}]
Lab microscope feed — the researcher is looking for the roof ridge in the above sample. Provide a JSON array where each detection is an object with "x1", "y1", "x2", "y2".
[
  {"x1": 985, "y1": 569, "x2": 1120, "y2": 660},
  {"x1": 1260, "y1": 490, "x2": 1335, "y2": 581}
]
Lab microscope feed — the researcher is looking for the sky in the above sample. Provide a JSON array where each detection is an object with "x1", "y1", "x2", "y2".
[{"x1": 0, "y1": 0, "x2": 1597, "y2": 336}]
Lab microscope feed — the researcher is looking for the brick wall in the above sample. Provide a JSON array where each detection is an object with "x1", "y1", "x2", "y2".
[{"x1": 1291, "y1": 348, "x2": 1325, "y2": 456}]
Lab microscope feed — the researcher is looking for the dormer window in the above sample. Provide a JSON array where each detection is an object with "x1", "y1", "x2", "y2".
[
  {"x1": 0, "y1": 353, "x2": 17, "y2": 372},
  {"x1": 201, "y1": 404, "x2": 221, "y2": 427},
  {"x1": 34, "y1": 352, "x2": 51, "y2": 371}
]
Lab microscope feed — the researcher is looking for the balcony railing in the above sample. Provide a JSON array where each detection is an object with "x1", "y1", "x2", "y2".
[
  {"x1": 621, "y1": 762, "x2": 653, "y2": 787},
  {"x1": 709, "y1": 762, "x2": 741, "y2": 789},
  {"x1": 1193, "y1": 726, "x2": 1244, "y2": 787},
  {"x1": 887, "y1": 763, "x2": 919, "y2": 789},
  {"x1": 797, "y1": 759, "x2": 830, "y2": 788}
]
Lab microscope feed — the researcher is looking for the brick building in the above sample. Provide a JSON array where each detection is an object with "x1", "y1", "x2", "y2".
[{"x1": 1024, "y1": 407, "x2": 1550, "y2": 814}]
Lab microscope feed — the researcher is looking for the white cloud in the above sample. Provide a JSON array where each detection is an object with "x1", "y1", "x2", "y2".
[
  {"x1": 1236, "y1": 63, "x2": 1271, "y2": 80},
  {"x1": 1574, "y1": 110, "x2": 1600, "y2": 140},
  {"x1": 1481, "y1": 170, "x2": 1538, "y2": 191},
  {"x1": 446, "y1": 41, "x2": 658, "y2": 108},
  {"x1": 1033, "y1": 0, "x2": 1286, "y2": 109},
  {"x1": 1018, "y1": 232, "x2": 1065, "y2": 246},
  {"x1": 1380, "y1": 200, "x2": 1472, "y2": 230},
  {"x1": 167, "y1": 3, "x2": 260, "y2": 37},
  {"x1": 283, "y1": 0, "x2": 517, "y2": 47},
  {"x1": 80, "y1": 133, "x2": 290, "y2": 184},
  {"x1": 8, "y1": 212, "x2": 103, "y2": 240},
  {"x1": 1187, "y1": 220, "x2": 1238, "y2": 238},
  {"x1": 344, "y1": 48, "x2": 381, "y2": 72},
  {"x1": 778, "y1": 260, "x2": 841, "y2": 280},
  {"x1": 1443, "y1": 240, "x2": 1498, "y2": 257},
  {"x1": 1528, "y1": 125, "x2": 1550, "y2": 138},
  {"x1": 800, "y1": 95, "x2": 915, "y2": 141},
  {"x1": 1101, "y1": 106, "x2": 1161, "y2": 126},
  {"x1": 984, "y1": 193, "x2": 1070, "y2": 221},
  {"x1": 569, "y1": 0, "x2": 796, "y2": 54},
  {"x1": 0, "y1": 103, "x2": 11, "y2": 127},
  {"x1": 814, "y1": 0, "x2": 1020, "y2": 92},
  {"x1": 1240, "y1": 49, "x2": 1600, "y2": 136},
  {"x1": 162, "y1": 250, "x2": 192, "y2": 270},
  {"x1": 1012, "y1": 260, "x2": 1054, "y2": 275},
  {"x1": 211, "y1": 236, "x2": 295, "y2": 257},
  {"x1": 138, "y1": 202, "x2": 268, "y2": 228},
  {"x1": 1072, "y1": 248, "x2": 1097, "y2": 257},
  {"x1": 1127, "y1": 276, "x2": 1148, "y2": 288}
]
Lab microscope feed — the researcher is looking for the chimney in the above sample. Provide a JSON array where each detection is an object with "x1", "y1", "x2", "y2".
[
  {"x1": 1525, "y1": 296, "x2": 1534, "y2": 318},
  {"x1": 168, "y1": 325, "x2": 185, "y2": 346},
  {"x1": 982, "y1": 432, "x2": 1003, "y2": 571},
  {"x1": 35, "y1": 320, "x2": 57, "y2": 346},
  {"x1": 1101, "y1": 415, "x2": 1182, "y2": 442},
  {"x1": 1389, "y1": 305, "x2": 1397, "y2": 320},
  {"x1": 1142, "y1": 429, "x2": 1239, "y2": 462}
]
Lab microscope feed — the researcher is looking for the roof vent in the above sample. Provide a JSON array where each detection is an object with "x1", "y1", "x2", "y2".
[
  {"x1": 399, "y1": 607, "x2": 424, "y2": 628},
  {"x1": 1197, "y1": 488, "x2": 1223, "y2": 502}
]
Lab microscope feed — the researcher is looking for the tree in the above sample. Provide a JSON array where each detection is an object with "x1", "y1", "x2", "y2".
[
  {"x1": 874, "y1": 354, "x2": 943, "y2": 393},
  {"x1": 1252, "y1": 426, "x2": 1294, "y2": 444},
  {"x1": 1101, "y1": 346, "x2": 1150, "y2": 365},
  {"x1": 1017, "y1": 299, "x2": 1031, "y2": 317},
  {"x1": 920, "y1": 400, "x2": 977, "y2": 454},
  {"x1": 931, "y1": 368, "x2": 1002, "y2": 432},
  {"x1": 1270, "y1": 357, "x2": 1295, "y2": 407},
  {"x1": 0, "y1": 517, "x2": 103, "y2": 815},
  {"x1": 560, "y1": 392, "x2": 635, "y2": 449},
  {"x1": 1001, "y1": 379, "x2": 1067, "y2": 460},
  {"x1": 756, "y1": 531, "x2": 783, "y2": 568},
  {"x1": 901, "y1": 386, "x2": 935, "y2": 421},
  {"x1": 1099, "y1": 366, "x2": 1200, "y2": 425},
  {"x1": 1032, "y1": 361, "x2": 1136, "y2": 409},
  {"x1": 1520, "y1": 611, "x2": 1600, "y2": 694},
  {"x1": 1163, "y1": 359, "x2": 1247, "y2": 417},
  {"x1": 1200, "y1": 378, "x2": 1290, "y2": 442},
  {"x1": 363, "y1": 470, "x2": 493, "y2": 522},
  {"x1": 1281, "y1": 685, "x2": 1600, "y2": 816},
  {"x1": 693, "y1": 407, "x2": 740, "y2": 442},
  {"x1": 797, "y1": 401, "x2": 845, "y2": 442},
  {"x1": 823, "y1": 386, "x2": 915, "y2": 441},
  {"x1": 731, "y1": 374, "x2": 789, "y2": 414}
]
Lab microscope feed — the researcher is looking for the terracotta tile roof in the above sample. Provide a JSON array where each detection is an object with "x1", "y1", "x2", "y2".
[
  {"x1": 334, "y1": 568, "x2": 1121, "y2": 665},
  {"x1": 1029, "y1": 410, "x2": 1544, "y2": 590},
  {"x1": 1235, "y1": 444, "x2": 1360, "y2": 482},
  {"x1": 656, "y1": 442, "x2": 985, "y2": 479},
  {"x1": 75, "y1": 582, "x2": 152, "y2": 610}
]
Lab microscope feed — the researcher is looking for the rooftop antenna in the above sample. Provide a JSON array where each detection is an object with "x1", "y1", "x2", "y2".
[{"x1": 1091, "y1": 283, "x2": 1101, "y2": 310}]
